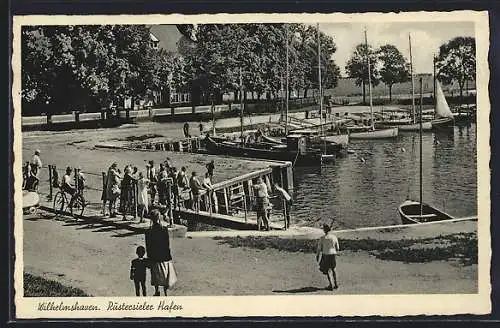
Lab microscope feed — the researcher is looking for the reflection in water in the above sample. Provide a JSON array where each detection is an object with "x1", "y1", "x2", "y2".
[{"x1": 291, "y1": 124, "x2": 477, "y2": 229}]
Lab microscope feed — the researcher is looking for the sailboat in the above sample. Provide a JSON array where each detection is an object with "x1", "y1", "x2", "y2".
[
  {"x1": 376, "y1": 34, "x2": 432, "y2": 132},
  {"x1": 398, "y1": 77, "x2": 455, "y2": 224},
  {"x1": 346, "y1": 29, "x2": 398, "y2": 140},
  {"x1": 431, "y1": 81, "x2": 455, "y2": 129}
]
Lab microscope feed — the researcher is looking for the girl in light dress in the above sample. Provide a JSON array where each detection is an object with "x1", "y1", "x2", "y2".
[{"x1": 137, "y1": 172, "x2": 150, "y2": 223}]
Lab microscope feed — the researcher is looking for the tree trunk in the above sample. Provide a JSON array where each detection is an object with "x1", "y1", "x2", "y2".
[
  {"x1": 362, "y1": 81, "x2": 366, "y2": 105},
  {"x1": 304, "y1": 88, "x2": 308, "y2": 98},
  {"x1": 388, "y1": 84, "x2": 392, "y2": 102}
]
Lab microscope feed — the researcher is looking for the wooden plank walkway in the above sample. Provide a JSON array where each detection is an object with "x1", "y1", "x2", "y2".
[{"x1": 173, "y1": 208, "x2": 286, "y2": 231}]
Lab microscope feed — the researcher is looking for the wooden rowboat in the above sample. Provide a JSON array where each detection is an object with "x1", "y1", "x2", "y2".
[{"x1": 398, "y1": 200, "x2": 455, "y2": 224}]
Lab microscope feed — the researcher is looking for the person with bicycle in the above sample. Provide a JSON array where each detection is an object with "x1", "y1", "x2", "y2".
[{"x1": 61, "y1": 166, "x2": 78, "y2": 209}]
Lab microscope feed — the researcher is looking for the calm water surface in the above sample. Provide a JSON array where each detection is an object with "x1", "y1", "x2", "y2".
[{"x1": 291, "y1": 123, "x2": 477, "y2": 229}]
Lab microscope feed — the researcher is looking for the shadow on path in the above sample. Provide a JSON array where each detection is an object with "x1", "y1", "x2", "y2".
[{"x1": 272, "y1": 286, "x2": 327, "y2": 294}]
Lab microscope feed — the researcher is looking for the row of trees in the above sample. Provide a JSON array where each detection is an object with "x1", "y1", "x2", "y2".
[
  {"x1": 345, "y1": 36, "x2": 476, "y2": 104},
  {"x1": 22, "y1": 25, "x2": 178, "y2": 114},
  {"x1": 21, "y1": 24, "x2": 476, "y2": 115},
  {"x1": 174, "y1": 23, "x2": 341, "y2": 104}
]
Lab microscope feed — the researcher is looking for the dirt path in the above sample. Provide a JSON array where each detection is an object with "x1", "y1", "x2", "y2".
[{"x1": 23, "y1": 212, "x2": 477, "y2": 296}]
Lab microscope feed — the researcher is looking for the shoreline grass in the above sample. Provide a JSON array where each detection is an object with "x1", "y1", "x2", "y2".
[
  {"x1": 24, "y1": 273, "x2": 90, "y2": 297},
  {"x1": 213, "y1": 233, "x2": 477, "y2": 266}
]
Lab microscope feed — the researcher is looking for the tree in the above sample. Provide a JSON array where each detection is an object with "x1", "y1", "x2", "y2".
[
  {"x1": 296, "y1": 25, "x2": 340, "y2": 98},
  {"x1": 345, "y1": 43, "x2": 380, "y2": 104},
  {"x1": 435, "y1": 36, "x2": 476, "y2": 99},
  {"x1": 377, "y1": 44, "x2": 410, "y2": 101}
]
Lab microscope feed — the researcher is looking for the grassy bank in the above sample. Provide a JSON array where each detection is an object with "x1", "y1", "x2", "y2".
[
  {"x1": 24, "y1": 273, "x2": 90, "y2": 297},
  {"x1": 213, "y1": 232, "x2": 477, "y2": 266}
]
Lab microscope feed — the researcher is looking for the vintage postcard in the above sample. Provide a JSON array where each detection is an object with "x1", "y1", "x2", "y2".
[{"x1": 12, "y1": 11, "x2": 490, "y2": 318}]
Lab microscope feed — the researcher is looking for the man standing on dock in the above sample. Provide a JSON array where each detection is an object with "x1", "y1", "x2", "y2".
[
  {"x1": 206, "y1": 160, "x2": 215, "y2": 180},
  {"x1": 189, "y1": 171, "x2": 203, "y2": 213},
  {"x1": 253, "y1": 177, "x2": 270, "y2": 231},
  {"x1": 183, "y1": 122, "x2": 190, "y2": 138}
]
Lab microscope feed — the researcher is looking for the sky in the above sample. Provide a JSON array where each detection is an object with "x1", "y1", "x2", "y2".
[{"x1": 318, "y1": 21, "x2": 475, "y2": 76}]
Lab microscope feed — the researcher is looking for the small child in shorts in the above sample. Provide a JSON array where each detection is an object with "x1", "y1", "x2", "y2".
[{"x1": 130, "y1": 246, "x2": 149, "y2": 296}]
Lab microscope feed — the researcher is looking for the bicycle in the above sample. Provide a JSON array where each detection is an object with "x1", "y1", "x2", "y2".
[{"x1": 52, "y1": 186, "x2": 86, "y2": 219}]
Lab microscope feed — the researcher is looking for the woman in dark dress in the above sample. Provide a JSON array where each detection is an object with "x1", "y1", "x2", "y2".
[{"x1": 145, "y1": 210, "x2": 175, "y2": 296}]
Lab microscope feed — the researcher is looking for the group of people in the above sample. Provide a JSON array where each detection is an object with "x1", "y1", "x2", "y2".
[
  {"x1": 129, "y1": 209, "x2": 339, "y2": 297},
  {"x1": 101, "y1": 158, "x2": 217, "y2": 221}
]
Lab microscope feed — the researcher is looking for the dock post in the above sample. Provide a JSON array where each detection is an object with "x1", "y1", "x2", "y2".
[
  {"x1": 48, "y1": 165, "x2": 53, "y2": 201},
  {"x1": 243, "y1": 190, "x2": 248, "y2": 223},
  {"x1": 223, "y1": 188, "x2": 230, "y2": 215}
]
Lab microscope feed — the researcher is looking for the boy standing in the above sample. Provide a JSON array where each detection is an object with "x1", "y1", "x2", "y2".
[
  {"x1": 130, "y1": 246, "x2": 149, "y2": 296},
  {"x1": 316, "y1": 224, "x2": 339, "y2": 291}
]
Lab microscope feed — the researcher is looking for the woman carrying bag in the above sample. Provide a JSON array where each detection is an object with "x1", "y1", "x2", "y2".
[{"x1": 145, "y1": 209, "x2": 177, "y2": 296}]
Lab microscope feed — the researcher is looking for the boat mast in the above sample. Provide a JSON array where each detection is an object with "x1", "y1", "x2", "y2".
[
  {"x1": 409, "y1": 33, "x2": 415, "y2": 124},
  {"x1": 317, "y1": 23, "x2": 323, "y2": 137},
  {"x1": 419, "y1": 77, "x2": 423, "y2": 217},
  {"x1": 364, "y1": 28, "x2": 374, "y2": 131},
  {"x1": 238, "y1": 44, "x2": 244, "y2": 145},
  {"x1": 285, "y1": 24, "x2": 290, "y2": 135},
  {"x1": 433, "y1": 54, "x2": 437, "y2": 119}
]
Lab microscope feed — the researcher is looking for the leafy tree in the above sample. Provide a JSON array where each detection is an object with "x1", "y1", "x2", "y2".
[
  {"x1": 377, "y1": 44, "x2": 410, "y2": 101},
  {"x1": 435, "y1": 36, "x2": 476, "y2": 98},
  {"x1": 345, "y1": 43, "x2": 380, "y2": 104},
  {"x1": 296, "y1": 25, "x2": 340, "y2": 98}
]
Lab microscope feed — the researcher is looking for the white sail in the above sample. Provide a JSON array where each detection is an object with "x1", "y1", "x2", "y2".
[{"x1": 435, "y1": 81, "x2": 454, "y2": 118}]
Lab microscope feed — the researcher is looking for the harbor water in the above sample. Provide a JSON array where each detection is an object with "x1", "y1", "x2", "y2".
[{"x1": 291, "y1": 123, "x2": 477, "y2": 229}]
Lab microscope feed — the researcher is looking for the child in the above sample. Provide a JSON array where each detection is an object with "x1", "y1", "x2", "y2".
[{"x1": 130, "y1": 246, "x2": 148, "y2": 296}]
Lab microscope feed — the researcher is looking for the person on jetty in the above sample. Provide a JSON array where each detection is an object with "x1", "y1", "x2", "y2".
[
  {"x1": 316, "y1": 224, "x2": 339, "y2": 291},
  {"x1": 202, "y1": 172, "x2": 218, "y2": 213},
  {"x1": 145, "y1": 210, "x2": 176, "y2": 296},
  {"x1": 183, "y1": 122, "x2": 190, "y2": 138},
  {"x1": 189, "y1": 171, "x2": 204, "y2": 213},
  {"x1": 206, "y1": 160, "x2": 215, "y2": 179},
  {"x1": 253, "y1": 177, "x2": 270, "y2": 231},
  {"x1": 146, "y1": 161, "x2": 157, "y2": 205},
  {"x1": 177, "y1": 167, "x2": 190, "y2": 208},
  {"x1": 170, "y1": 167, "x2": 180, "y2": 210},
  {"x1": 274, "y1": 184, "x2": 292, "y2": 229},
  {"x1": 121, "y1": 166, "x2": 135, "y2": 220},
  {"x1": 105, "y1": 162, "x2": 121, "y2": 218},
  {"x1": 62, "y1": 166, "x2": 77, "y2": 197},
  {"x1": 30, "y1": 149, "x2": 43, "y2": 178},
  {"x1": 130, "y1": 246, "x2": 149, "y2": 296},
  {"x1": 157, "y1": 164, "x2": 169, "y2": 206},
  {"x1": 137, "y1": 172, "x2": 150, "y2": 223},
  {"x1": 76, "y1": 167, "x2": 86, "y2": 194}
]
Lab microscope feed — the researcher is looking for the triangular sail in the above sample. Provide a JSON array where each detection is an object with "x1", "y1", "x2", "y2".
[{"x1": 435, "y1": 81, "x2": 454, "y2": 118}]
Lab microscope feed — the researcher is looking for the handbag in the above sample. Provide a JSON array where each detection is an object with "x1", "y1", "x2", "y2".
[
  {"x1": 167, "y1": 261, "x2": 178, "y2": 288},
  {"x1": 112, "y1": 184, "x2": 121, "y2": 196}
]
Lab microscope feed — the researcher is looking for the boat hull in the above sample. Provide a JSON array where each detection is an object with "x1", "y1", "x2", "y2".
[
  {"x1": 204, "y1": 137, "x2": 324, "y2": 166},
  {"x1": 398, "y1": 200, "x2": 455, "y2": 224},
  {"x1": 398, "y1": 121, "x2": 433, "y2": 131},
  {"x1": 348, "y1": 127, "x2": 399, "y2": 139},
  {"x1": 431, "y1": 117, "x2": 455, "y2": 129}
]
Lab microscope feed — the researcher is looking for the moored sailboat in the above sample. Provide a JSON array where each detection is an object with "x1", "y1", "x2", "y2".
[
  {"x1": 399, "y1": 77, "x2": 455, "y2": 224},
  {"x1": 431, "y1": 81, "x2": 455, "y2": 129},
  {"x1": 347, "y1": 28, "x2": 398, "y2": 140}
]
